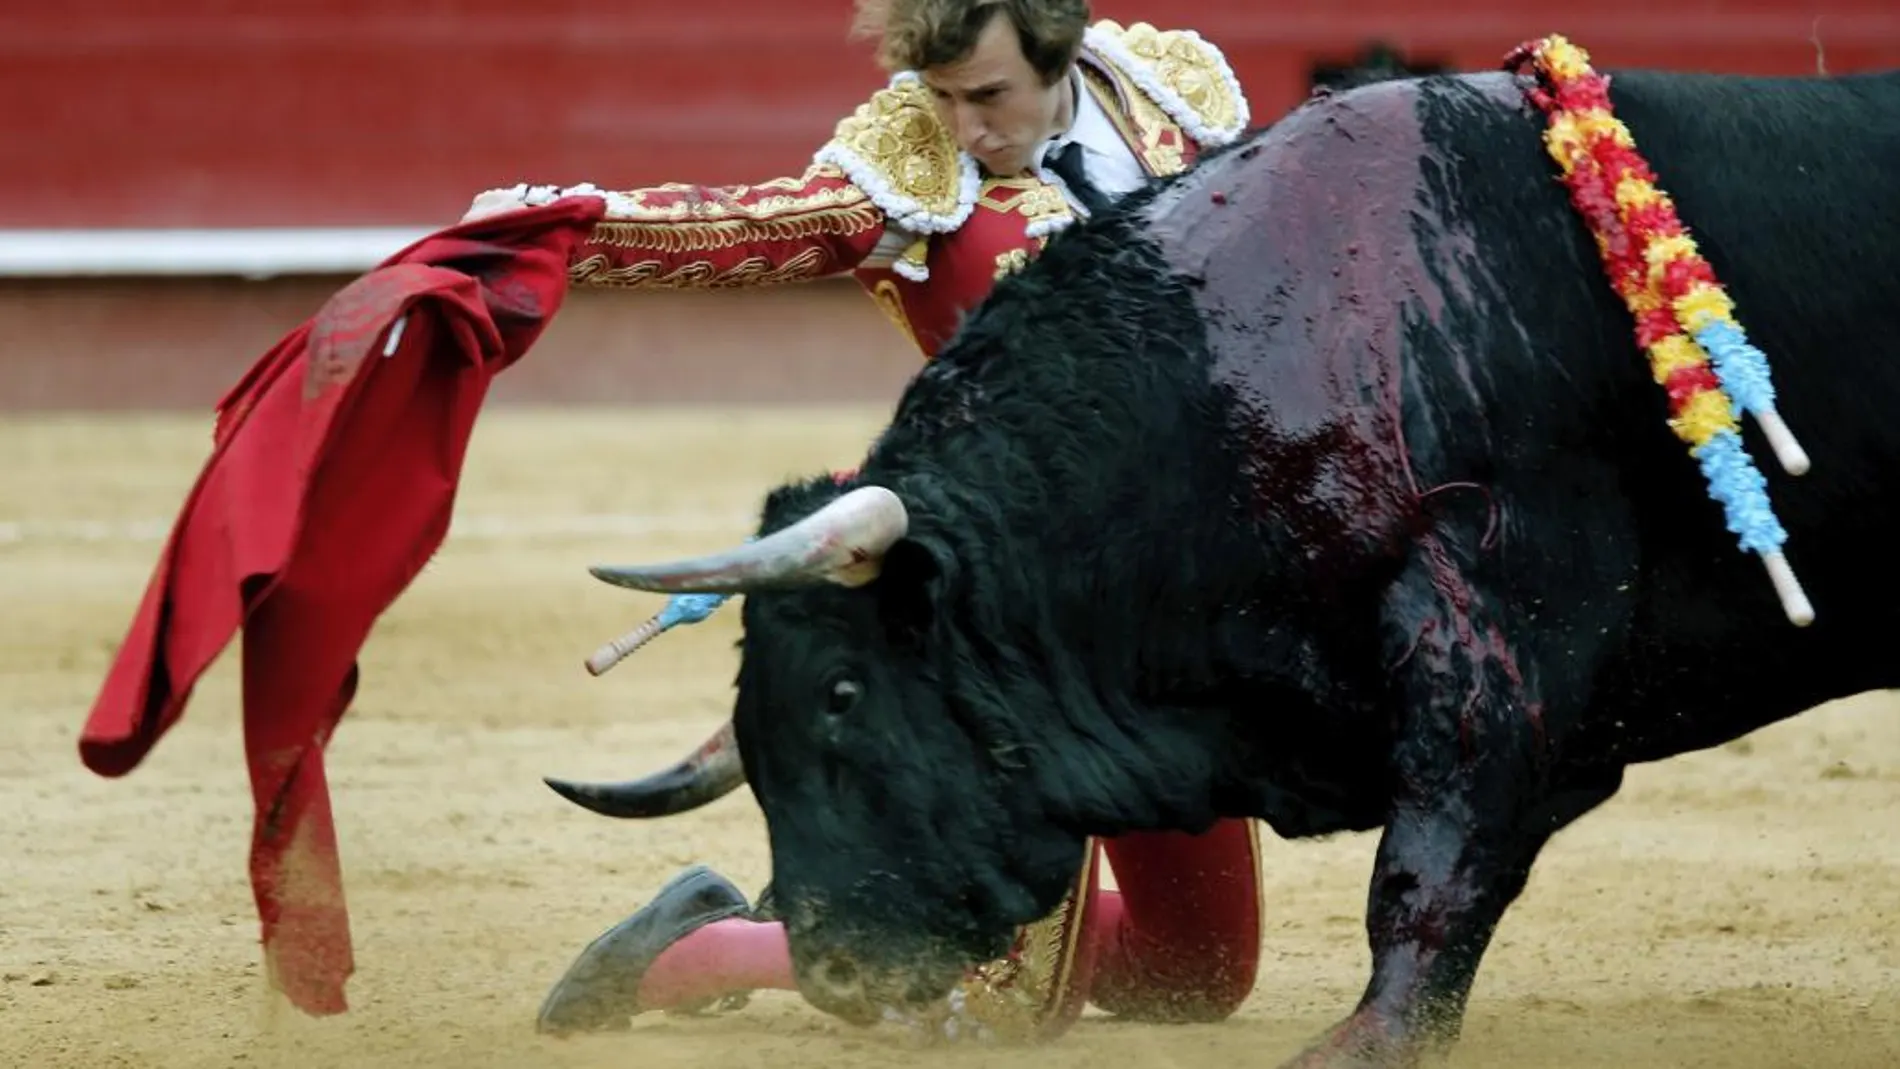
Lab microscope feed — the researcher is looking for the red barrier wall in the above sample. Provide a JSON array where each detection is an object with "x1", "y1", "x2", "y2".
[
  {"x1": 4, "y1": 3, "x2": 1895, "y2": 413},
  {"x1": 7, "y1": 2, "x2": 1898, "y2": 230}
]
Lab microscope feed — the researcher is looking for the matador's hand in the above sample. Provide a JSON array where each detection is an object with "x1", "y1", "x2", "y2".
[{"x1": 460, "y1": 184, "x2": 539, "y2": 223}]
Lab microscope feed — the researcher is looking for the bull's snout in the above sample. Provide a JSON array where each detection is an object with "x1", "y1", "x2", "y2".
[{"x1": 797, "y1": 950, "x2": 880, "y2": 1025}]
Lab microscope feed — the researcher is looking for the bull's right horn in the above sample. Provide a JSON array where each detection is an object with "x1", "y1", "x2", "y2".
[
  {"x1": 589, "y1": 485, "x2": 909, "y2": 595},
  {"x1": 543, "y1": 719, "x2": 745, "y2": 818}
]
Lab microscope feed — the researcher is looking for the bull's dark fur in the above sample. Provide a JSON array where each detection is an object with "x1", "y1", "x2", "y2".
[{"x1": 724, "y1": 65, "x2": 1900, "y2": 1063}]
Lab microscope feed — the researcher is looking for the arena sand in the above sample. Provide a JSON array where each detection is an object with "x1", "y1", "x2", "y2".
[{"x1": 3, "y1": 407, "x2": 1895, "y2": 1069}]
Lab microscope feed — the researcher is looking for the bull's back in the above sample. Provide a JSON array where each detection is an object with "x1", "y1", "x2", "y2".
[
  {"x1": 1594, "y1": 67, "x2": 1900, "y2": 474},
  {"x1": 1140, "y1": 66, "x2": 1900, "y2": 477},
  {"x1": 1580, "y1": 68, "x2": 1900, "y2": 748},
  {"x1": 1133, "y1": 65, "x2": 1900, "y2": 757}
]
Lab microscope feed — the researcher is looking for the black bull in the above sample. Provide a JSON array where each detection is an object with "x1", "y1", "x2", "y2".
[{"x1": 558, "y1": 66, "x2": 1900, "y2": 1065}]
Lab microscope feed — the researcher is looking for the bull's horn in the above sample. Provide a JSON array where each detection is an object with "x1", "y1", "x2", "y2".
[
  {"x1": 543, "y1": 720, "x2": 745, "y2": 818},
  {"x1": 589, "y1": 485, "x2": 909, "y2": 594}
]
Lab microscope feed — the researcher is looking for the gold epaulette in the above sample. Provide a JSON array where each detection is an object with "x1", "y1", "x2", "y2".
[
  {"x1": 1083, "y1": 20, "x2": 1251, "y2": 148},
  {"x1": 812, "y1": 73, "x2": 981, "y2": 244}
]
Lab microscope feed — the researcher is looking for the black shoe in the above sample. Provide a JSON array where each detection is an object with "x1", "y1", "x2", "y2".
[{"x1": 535, "y1": 864, "x2": 755, "y2": 1035}]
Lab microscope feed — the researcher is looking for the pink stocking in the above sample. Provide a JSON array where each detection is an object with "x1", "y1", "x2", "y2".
[{"x1": 633, "y1": 916, "x2": 796, "y2": 1009}]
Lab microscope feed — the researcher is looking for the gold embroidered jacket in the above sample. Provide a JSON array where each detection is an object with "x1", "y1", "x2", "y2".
[{"x1": 484, "y1": 20, "x2": 1251, "y2": 359}]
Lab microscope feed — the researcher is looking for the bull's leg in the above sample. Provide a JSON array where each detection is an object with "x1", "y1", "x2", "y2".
[
  {"x1": 1282, "y1": 540, "x2": 1619, "y2": 1068},
  {"x1": 1287, "y1": 779, "x2": 1619, "y2": 1068}
]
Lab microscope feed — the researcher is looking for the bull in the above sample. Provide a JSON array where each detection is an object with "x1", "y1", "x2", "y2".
[{"x1": 553, "y1": 57, "x2": 1900, "y2": 1066}]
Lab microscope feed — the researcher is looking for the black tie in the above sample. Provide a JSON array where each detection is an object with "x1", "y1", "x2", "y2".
[{"x1": 1045, "y1": 140, "x2": 1113, "y2": 215}]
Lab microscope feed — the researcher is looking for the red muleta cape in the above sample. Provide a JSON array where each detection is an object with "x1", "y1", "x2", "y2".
[{"x1": 77, "y1": 196, "x2": 608, "y2": 1015}]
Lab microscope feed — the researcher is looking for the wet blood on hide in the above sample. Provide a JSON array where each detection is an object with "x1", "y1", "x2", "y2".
[
  {"x1": 1145, "y1": 83, "x2": 1451, "y2": 581},
  {"x1": 1420, "y1": 534, "x2": 1546, "y2": 757},
  {"x1": 1143, "y1": 80, "x2": 1547, "y2": 751}
]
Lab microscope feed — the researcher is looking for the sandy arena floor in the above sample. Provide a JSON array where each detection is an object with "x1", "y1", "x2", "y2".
[{"x1": 4, "y1": 406, "x2": 1896, "y2": 1069}]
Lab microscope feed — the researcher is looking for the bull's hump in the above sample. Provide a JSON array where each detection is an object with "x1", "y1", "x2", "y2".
[
  {"x1": 1132, "y1": 73, "x2": 1522, "y2": 565},
  {"x1": 1136, "y1": 72, "x2": 1525, "y2": 291},
  {"x1": 1137, "y1": 78, "x2": 1441, "y2": 445}
]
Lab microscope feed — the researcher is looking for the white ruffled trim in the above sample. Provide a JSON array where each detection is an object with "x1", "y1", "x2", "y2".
[
  {"x1": 1025, "y1": 214, "x2": 1075, "y2": 240},
  {"x1": 892, "y1": 257, "x2": 930, "y2": 282},
  {"x1": 478, "y1": 181, "x2": 655, "y2": 218},
  {"x1": 811, "y1": 72, "x2": 982, "y2": 239},
  {"x1": 1082, "y1": 25, "x2": 1250, "y2": 148}
]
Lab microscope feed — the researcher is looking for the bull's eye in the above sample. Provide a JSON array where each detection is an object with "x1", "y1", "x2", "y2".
[{"x1": 827, "y1": 678, "x2": 863, "y2": 716}]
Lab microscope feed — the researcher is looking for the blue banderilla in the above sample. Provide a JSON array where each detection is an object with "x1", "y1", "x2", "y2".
[{"x1": 584, "y1": 592, "x2": 732, "y2": 676}]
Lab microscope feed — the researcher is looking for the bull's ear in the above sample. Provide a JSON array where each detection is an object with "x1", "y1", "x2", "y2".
[{"x1": 874, "y1": 536, "x2": 950, "y2": 644}]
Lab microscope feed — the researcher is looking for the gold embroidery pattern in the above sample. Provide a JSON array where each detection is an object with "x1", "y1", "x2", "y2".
[
  {"x1": 822, "y1": 78, "x2": 964, "y2": 218},
  {"x1": 953, "y1": 845, "x2": 1098, "y2": 1041},
  {"x1": 897, "y1": 236, "x2": 931, "y2": 276},
  {"x1": 976, "y1": 179, "x2": 1032, "y2": 212},
  {"x1": 993, "y1": 248, "x2": 1030, "y2": 280},
  {"x1": 1098, "y1": 20, "x2": 1245, "y2": 139},
  {"x1": 1246, "y1": 819, "x2": 1267, "y2": 943},
  {"x1": 587, "y1": 204, "x2": 884, "y2": 255},
  {"x1": 599, "y1": 163, "x2": 868, "y2": 222},
  {"x1": 569, "y1": 247, "x2": 831, "y2": 290},
  {"x1": 979, "y1": 177, "x2": 1072, "y2": 223},
  {"x1": 868, "y1": 278, "x2": 921, "y2": 350},
  {"x1": 1082, "y1": 62, "x2": 1185, "y2": 177},
  {"x1": 577, "y1": 163, "x2": 885, "y2": 259},
  {"x1": 1127, "y1": 90, "x2": 1187, "y2": 175}
]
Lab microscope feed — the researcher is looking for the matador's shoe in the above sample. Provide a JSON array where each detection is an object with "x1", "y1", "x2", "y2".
[{"x1": 535, "y1": 864, "x2": 758, "y2": 1035}]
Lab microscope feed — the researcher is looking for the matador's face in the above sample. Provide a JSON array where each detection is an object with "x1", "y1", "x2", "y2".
[{"x1": 920, "y1": 10, "x2": 1070, "y2": 179}]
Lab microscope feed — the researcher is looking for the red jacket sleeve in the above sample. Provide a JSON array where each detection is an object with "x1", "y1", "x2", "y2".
[{"x1": 478, "y1": 161, "x2": 889, "y2": 290}]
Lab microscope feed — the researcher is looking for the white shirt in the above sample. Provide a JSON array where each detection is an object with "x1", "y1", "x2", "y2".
[
  {"x1": 866, "y1": 65, "x2": 1147, "y2": 267},
  {"x1": 1034, "y1": 67, "x2": 1150, "y2": 208}
]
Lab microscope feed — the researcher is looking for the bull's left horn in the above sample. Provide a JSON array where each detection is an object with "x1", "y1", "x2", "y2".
[
  {"x1": 543, "y1": 720, "x2": 745, "y2": 818},
  {"x1": 589, "y1": 485, "x2": 909, "y2": 594}
]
